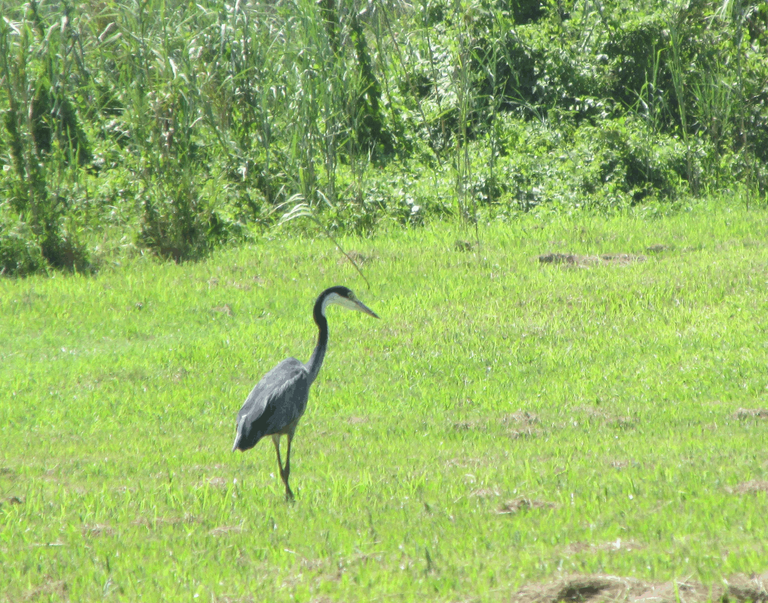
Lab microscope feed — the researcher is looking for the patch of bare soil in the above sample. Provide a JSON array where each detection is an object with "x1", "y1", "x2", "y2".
[
  {"x1": 646, "y1": 244, "x2": 674, "y2": 253},
  {"x1": 574, "y1": 407, "x2": 636, "y2": 430},
  {"x1": 470, "y1": 487, "x2": 501, "y2": 499},
  {"x1": 503, "y1": 411, "x2": 542, "y2": 439},
  {"x1": 82, "y1": 523, "x2": 114, "y2": 538},
  {"x1": 730, "y1": 480, "x2": 768, "y2": 494},
  {"x1": 22, "y1": 578, "x2": 69, "y2": 602},
  {"x1": 503, "y1": 411, "x2": 541, "y2": 426},
  {"x1": 514, "y1": 574, "x2": 640, "y2": 602},
  {"x1": 227, "y1": 280, "x2": 252, "y2": 291},
  {"x1": 727, "y1": 574, "x2": 768, "y2": 602},
  {"x1": 212, "y1": 304, "x2": 233, "y2": 316},
  {"x1": 733, "y1": 408, "x2": 768, "y2": 420},
  {"x1": 347, "y1": 416, "x2": 368, "y2": 425},
  {"x1": 509, "y1": 427, "x2": 541, "y2": 439},
  {"x1": 600, "y1": 254, "x2": 647, "y2": 265},
  {"x1": 199, "y1": 476, "x2": 229, "y2": 489},
  {"x1": 538, "y1": 253, "x2": 647, "y2": 267},
  {"x1": 512, "y1": 572, "x2": 768, "y2": 602},
  {"x1": 453, "y1": 420, "x2": 485, "y2": 432},
  {"x1": 338, "y1": 251, "x2": 374, "y2": 266},
  {"x1": 209, "y1": 525, "x2": 245, "y2": 536},
  {"x1": 565, "y1": 539, "x2": 645, "y2": 555},
  {"x1": 497, "y1": 497, "x2": 556, "y2": 515}
]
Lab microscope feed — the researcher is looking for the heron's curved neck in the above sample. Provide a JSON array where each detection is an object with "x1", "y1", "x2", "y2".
[{"x1": 306, "y1": 298, "x2": 329, "y2": 384}]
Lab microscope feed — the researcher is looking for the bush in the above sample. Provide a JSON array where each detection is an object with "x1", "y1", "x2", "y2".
[{"x1": 0, "y1": 218, "x2": 45, "y2": 277}]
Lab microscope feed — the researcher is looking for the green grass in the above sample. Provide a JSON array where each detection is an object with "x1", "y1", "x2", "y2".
[{"x1": 1, "y1": 202, "x2": 768, "y2": 601}]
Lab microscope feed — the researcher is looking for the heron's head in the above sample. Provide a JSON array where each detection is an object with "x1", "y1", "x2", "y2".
[{"x1": 320, "y1": 286, "x2": 379, "y2": 318}]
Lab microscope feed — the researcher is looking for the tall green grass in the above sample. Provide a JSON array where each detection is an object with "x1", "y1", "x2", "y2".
[
  {"x1": 1, "y1": 202, "x2": 767, "y2": 600},
  {"x1": 2, "y1": 0, "x2": 767, "y2": 274}
]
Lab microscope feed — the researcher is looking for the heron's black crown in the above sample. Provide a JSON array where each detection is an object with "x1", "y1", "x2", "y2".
[{"x1": 320, "y1": 285, "x2": 355, "y2": 301}]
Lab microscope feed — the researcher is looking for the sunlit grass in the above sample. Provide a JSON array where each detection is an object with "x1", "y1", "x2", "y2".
[{"x1": 1, "y1": 203, "x2": 767, "y2": 601}]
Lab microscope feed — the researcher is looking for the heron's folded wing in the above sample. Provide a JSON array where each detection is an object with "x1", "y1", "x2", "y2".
[{"x1": 233, "y1": 358, "x2": 310, "y2": 451}]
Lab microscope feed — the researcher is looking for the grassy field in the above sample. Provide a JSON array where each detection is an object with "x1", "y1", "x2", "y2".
[{"x1": 1, "y1": 202, "x2": 767, "y2": 602}]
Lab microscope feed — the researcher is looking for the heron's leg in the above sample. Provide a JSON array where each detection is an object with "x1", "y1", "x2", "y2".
[
  {"x1": 272, "y1": 434, "x2": 285, "y2": 473},
  {"x1": 271, "y1": 434, "x2": 294, "y2": 501},
  {"x1": 282, "y1": 433, "x2": 295, "y2": 501}
]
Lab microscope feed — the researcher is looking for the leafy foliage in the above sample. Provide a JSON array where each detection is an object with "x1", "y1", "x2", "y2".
[{"x1": 1, "y1": 0, "x2": 766, "y2": 275}]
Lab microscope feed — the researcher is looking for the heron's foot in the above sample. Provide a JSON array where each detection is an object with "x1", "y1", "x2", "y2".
[
  {"x1": 279, "y1": 469, "x2": 294, "y2": 501},
  {"x1": 280, "y1": 463, "x2": 294, "y2": 501}
]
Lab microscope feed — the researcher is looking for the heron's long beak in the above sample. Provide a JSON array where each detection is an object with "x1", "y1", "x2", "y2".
[{"x1": 356, "y1": 300, "x2": 379, "y2": 319}]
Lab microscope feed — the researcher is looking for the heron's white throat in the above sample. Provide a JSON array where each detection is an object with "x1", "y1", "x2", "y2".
[{"x1": 321, "y1": 292, "x2": 361, "y2": 316}]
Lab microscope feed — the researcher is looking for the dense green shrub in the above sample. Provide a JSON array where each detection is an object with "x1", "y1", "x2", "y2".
[
  {"x1": 0, "y1": 217, "x2": 44, "y2": 277},
  {"x1": 0, "y1": 0, "x2": 766, "y2": 276},
  {"x1": 603, "y1": 14, "x2": 670, "y2": 114}
]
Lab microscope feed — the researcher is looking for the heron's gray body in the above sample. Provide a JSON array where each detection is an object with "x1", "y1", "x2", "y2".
[
  {"x1": 231, "y1": 286, "x2": 378, "y2": 500},
  {"x1": 232, "y1": 358, "x2": 311, "y2": 452}
]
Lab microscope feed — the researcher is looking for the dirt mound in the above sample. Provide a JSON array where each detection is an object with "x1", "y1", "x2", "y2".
[
  {"x1": 731, "y1": 480, "x2": 768, "y2": 494},
  {"x1": 733, "y1": 408, "x2": 768, "y2": 420},
  {"x1": 538, "y1": 253, "x2": 647, "y2": 267},
  {"x1": 497, "y1": 497, "x2": 556, "y2": 515},
  {"x1": 511, "y1": 572, "x2": 768, "y2": 602},
  {"x1": 338, "y1": 250, "x2": 375, "y2": 265}
]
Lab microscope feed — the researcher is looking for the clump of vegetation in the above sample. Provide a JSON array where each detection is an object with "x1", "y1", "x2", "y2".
[{"x1": 1, "y1": 0, "x2": 767, "y2": 275}]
